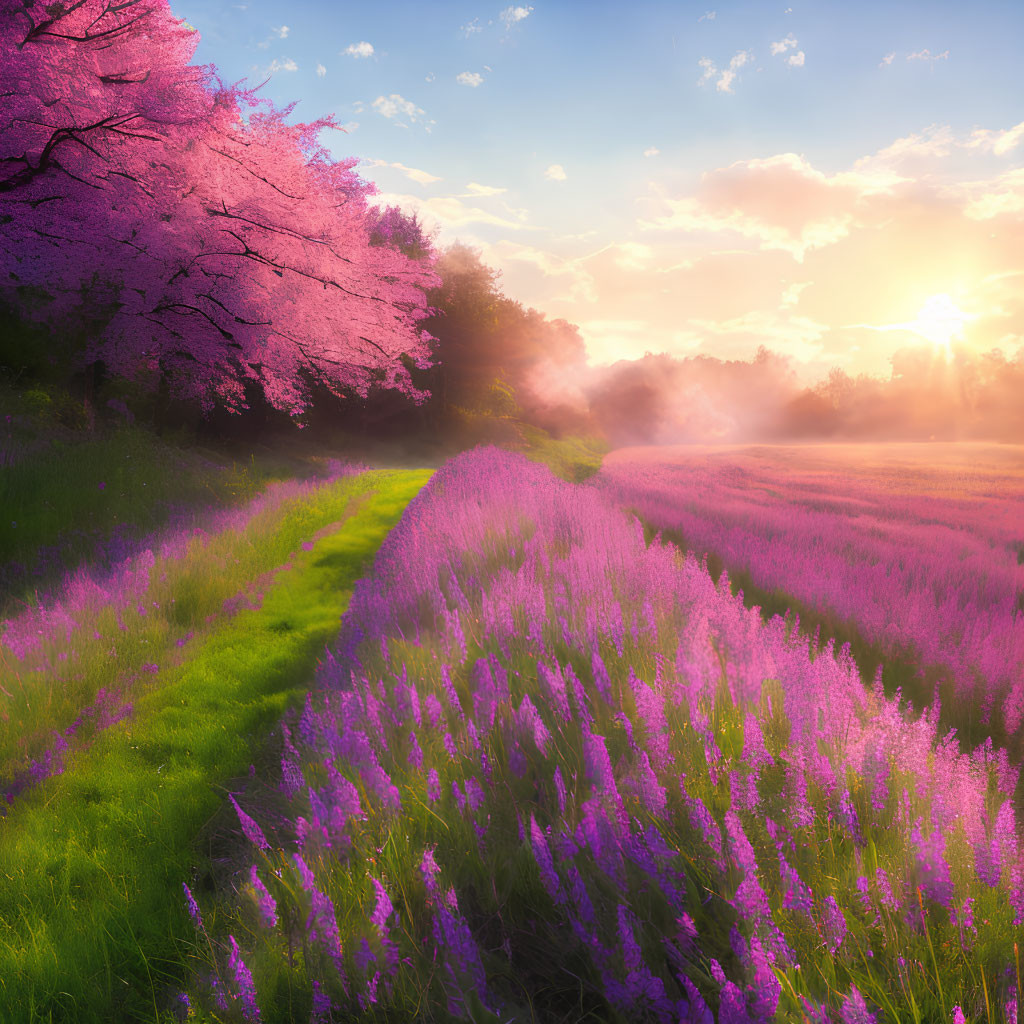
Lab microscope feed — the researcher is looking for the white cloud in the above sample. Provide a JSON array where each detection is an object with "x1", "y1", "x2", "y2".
[
  {"x1": 770, "y1": 34, "x2": 798, "y2": 55},
  {"x1": 272, "y1": 25, "x2": 289, "y2": 39},
  {"x1": 372, "y1": 94, "x2": 428, "y2": 125},
  {"x1": 612, "y1": 242, "x2": 654, "y2": 270},
  {"x1": 698, "y1": 10, "x2": 716, "y2": 21},
  {"x1": 880, "y1": 52, "x2": 896, "y2": 66},
  {"x1": 500, "y1": 5, "x2": 533, "y2": 30},
  {"x1": 343, "y1": 41, "x2": 375, "y2": 58},
  {"x1": 853, "y1": 124, "x2": 955, "y2": 176},
  {"x1": 960, "y1": 167, "x2": 1024, "y2": 220},
  {"x1": 267, "y1": 57, "x2": 298, "y2": 73},
  {"x1": 456, "y1": 71, "x2": 484, "y2": 87},
  {"x1": 342, "y1": 121, "x2": 359, "y2": 133},
  {"x1": 787, "y1": 50, "x2": 805, "y2": 67},
  {"x1": 966, "y1": 121, "x2": 1024, "y2": 156},
  {"x1": 781, "y1": 281, "x2": 812, "y2": 307},
  {"x1": 545, "y1": 164, "x2": 567, "y2": 181},
  {"x1": 425, "y1": 72, "x2": 436, "y2": 82},
  {"x1": 460, "y1": 17, "x2": 483, "y2": 37},
  {"x1": 365, "y1": 159, "x2": 442, "y2": 185},
  {"x1": 464, "y1": 182, "x2": 508, "y2": 196},
  {"x1": 717, "y1": 50, "x2": 752, "y2": 93},
  {"x1": 907, "y1": 48, "x2": 949, "y2": 62},
  {"x1": 643, "y1": 147, "x2": 661, "y2": 157},
  {"x1": 698, "y1": 51, "x2": 753, "y2": 93},
  {"x1": 316, "y1": 63, "x2": 326, "y2": 78},
  {"x1": 637, "y1": 152, "x2": 861, "y2": 261}
]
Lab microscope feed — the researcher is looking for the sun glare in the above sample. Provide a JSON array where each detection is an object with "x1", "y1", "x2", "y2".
[{"x1": 909, "y1": 293, "x2": 969, "y2": 351}]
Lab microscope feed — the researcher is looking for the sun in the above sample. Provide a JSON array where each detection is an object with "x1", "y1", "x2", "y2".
[{"x1": 908, "y1": 293, "x2": 969, "y2": 351}]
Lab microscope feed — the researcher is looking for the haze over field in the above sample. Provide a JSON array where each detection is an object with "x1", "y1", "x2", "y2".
[{"x1": 170, "y1": 0, "x2": 1024, "y2": 444}]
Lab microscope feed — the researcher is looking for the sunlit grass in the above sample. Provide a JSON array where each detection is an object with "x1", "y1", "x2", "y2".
[
  {"x1": 0, "y1": 469, "x2": 430, "y2": 1023},
  {"x1": 0, "y1": 467, "x2": 379, "y2": 788}
]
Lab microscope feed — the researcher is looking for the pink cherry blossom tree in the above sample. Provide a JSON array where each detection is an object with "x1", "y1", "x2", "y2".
[{"x1": 1, "y1": 0, "x2": 438, "y2": 414}]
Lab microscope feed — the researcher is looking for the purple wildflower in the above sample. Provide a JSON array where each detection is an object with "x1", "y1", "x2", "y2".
[
  {"x1": 839, "y1": 983, "x2": 878, "y2": 1024},
  {"x1": 679, "y1": 975, "x2": 714, "y2": 1024},
  {"x1": 634, "y1": 750, "x2": 667, "y2": 815},
  {"x1": 531, "y1": 816, "x2": 565, "y2": 904},
  {"x1": 227, "y1": 935, "x2": 261, "y2": 1022},
  {"x1": 250, "y1": 866, "x2": 277, "y2": 928},
  {"x1": 733, "y1": 876, "x2": 772, "y2": 924},
  {"x1": 427, "y1": 768, "x2": 441, "y2": 802},
  {"x1": 183, "y1": 883, "x2": 202, "y2": 929},
  {"x1": 538, "y1": 659, "x2": 571, "y2": 721},
  {"x1": 876, "y1": 867, "x2": 900, "y2": 911},
  {"x1": 452, "y1": 780, "x2": 467, "y2": 813},
  {"x1": 229, "y1": 795, "x2": 269, "y2": 851},
  {"x1": 518, "y1": 695, "x2": 551, "y2": 755},
  {"x1": 443, "y1": 732, "x2": 458, "y2": 760},
  {"x1": 554, "y1": 766, "x2": 567, "y2": 815},
  {"x1": 432, "y1": 903, "x2": 488, "y2": 1004},
  {"x1": 464, "y1": 776, "x2": 485, "y2": 813},
  {"x1": 425, "y1": 693, "x2": 444, "y2": 729},
  {"x1": 913, "y1": 820, "x2": 954, "y2": 907},
  {"x1": 310, "y1": 980, "x2": 332, "y2": 1024},
  {"x1": 354, "y1": 937, "x2": 377, "y2": 974},
  {"x1": 719, "y1": 981, "x2": 751, "y2": 1024},
  {"x1": 292, "y1": 854, "x2": 346, "y2": 980},
  {"x1": 421, "y1": 846, "x2": 441, "y2": 893},
  {"x1": 407, "y1": 730, "x2": 424, "y2": 769},
  {"x1": 838, "y1": 788, "x2": 864, "y2": 846},
  {"x1": 582, "y1": 729, "x2": 617, "y2": 798},
  {"x1": 779, "y1": 854, "x2": 814, "y2": 917},
  {"x1": 821, "y1": 895, "x2": 847, "y2": 952},
  {"x1": 724, "y1": 810, "x2": 758, "y2": 876},
  {"x1": 591, "y1": 649, "x2": 613, "y2": 704}
]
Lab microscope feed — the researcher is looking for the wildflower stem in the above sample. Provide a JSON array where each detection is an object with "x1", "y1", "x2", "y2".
[{"x1": 918, "y1": 887, "x2": 944, "y2": 1013}]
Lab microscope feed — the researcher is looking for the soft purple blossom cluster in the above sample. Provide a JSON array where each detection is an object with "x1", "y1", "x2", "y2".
[{"x1": 189, "y1": 448, "x2": 1024, "y2": 1020}]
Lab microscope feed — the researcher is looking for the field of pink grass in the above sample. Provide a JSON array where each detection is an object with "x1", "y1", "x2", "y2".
[
  {"x1": 182, "y1": 448, "x2": 1024, "y2": 1023},
  {"x1": 598, "y1": 443, "x2": 1024, "y2": 754}
]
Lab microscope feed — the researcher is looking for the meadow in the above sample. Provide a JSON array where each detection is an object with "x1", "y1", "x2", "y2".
[
  {"x1": 3, "y1": 435, "x2": 1024, "y2": 1023},
  {"x1": 596, "y1": 444, "x2": 1024, "y2": 763}
]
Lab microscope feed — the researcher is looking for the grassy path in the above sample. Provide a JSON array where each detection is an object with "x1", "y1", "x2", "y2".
[{"x1": 0, "y1": 469, "x2": 431, "y2": 1023}]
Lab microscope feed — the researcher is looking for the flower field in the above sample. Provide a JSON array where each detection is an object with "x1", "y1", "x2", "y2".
[
  {"x1": 598, "y1": 444, "x2": 1024, "y2": 761},
  {"x1": 0, "y1": 462, "x2": 431, "y2": 1022},
  {"x1": 174, "y1": 447, "x2": 1024, "y2": 1024}
]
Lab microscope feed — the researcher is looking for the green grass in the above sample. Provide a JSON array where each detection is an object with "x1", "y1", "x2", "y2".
[
  {"x1": 516, "y1": 427, "x2": 609, "y2": 482},
  {"x1": 0, "y1": 422, "x2": 281, "y2": 606},
  {"x1": 1, "y1": 467, "x2": 386, "y2": 775},
  {"x1": 0, "y1": 468, "x2": 431, "y2": 1024}
]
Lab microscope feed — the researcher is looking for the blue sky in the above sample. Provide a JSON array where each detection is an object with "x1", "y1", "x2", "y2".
[{"x1": 177, "y1": 1, "x2": 1024, "y2": 378}]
